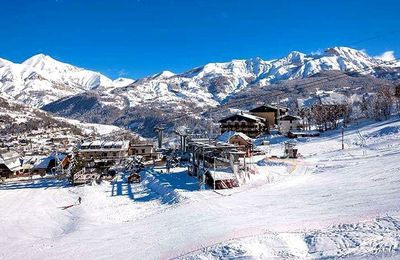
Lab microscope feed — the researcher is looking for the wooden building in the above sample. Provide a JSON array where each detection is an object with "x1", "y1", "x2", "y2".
[
  {"x1": 219, "y1": 113, "x2": 267, "y2": 138},
  {"x1": 228, "y1": 132, "x2": 253, "y2": 156},
  {"x1": 249, "y1": 104, "x2": 289, "y2": 129},
  {"x1": 0, "y1": 151, "x2": 22, "y2": 178}
]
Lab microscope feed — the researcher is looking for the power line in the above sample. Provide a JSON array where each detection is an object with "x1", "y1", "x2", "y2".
[{"x1": 348, "y1": 30, "x2": 400, "y2": 46}]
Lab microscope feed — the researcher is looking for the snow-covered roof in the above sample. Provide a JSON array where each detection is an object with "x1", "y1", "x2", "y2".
[
  {"x1": 249, "y1": 104, "x2": 289, "y2": 113},
  {"x1": 0, "y1": 151, "x2": 21, "y2": 161},
  {"x1": 229, "y1": 132, "x2": 252, "y2": 142},
  {"x1": 219, "y1": 113, "x2": 265, "y2": 123},
  {"x1": 217, "y1": 131, "x2": 236, "y2": 143},
  {"x1": 280, "y1": 115, "x2": 301, "y2": 121},
  {"x1": 208, "y1": 168, "x2": 236, "y2": 181},
  {"x1": 79, "y1": 140, "x2": 130, "y2": 151},
  {"x1": 33, "y1": 156, "x2": 52, "y2": 169}
]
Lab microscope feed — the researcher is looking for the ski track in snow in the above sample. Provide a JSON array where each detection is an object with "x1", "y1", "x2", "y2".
[{"x1": 1, "y1": 118, "x2": 400, "y2": 259}]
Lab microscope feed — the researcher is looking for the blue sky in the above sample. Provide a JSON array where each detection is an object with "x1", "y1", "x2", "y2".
[{"x1": 1, "y1": 0, "x2": 399, "y2": 79}]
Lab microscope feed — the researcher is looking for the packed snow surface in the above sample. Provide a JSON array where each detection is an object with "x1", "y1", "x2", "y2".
[{"x1": 1, "y1": 119, "x2": 400, "y2": 259}]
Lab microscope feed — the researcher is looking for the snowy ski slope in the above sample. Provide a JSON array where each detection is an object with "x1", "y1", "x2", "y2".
[{"x1": 1, "y1": 118, "x2": 400, "y2": 259}]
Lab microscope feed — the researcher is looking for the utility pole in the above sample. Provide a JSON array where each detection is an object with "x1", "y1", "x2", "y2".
[
  {"x1": 276, "y1": 96, "x2": 281, "y2": 132},
  {"x1": 213, "y1": 156, "x2": 216, "y2": 190},
  {"x1": 341, "y1": 126, "x2": 344, "y2": 150},
  {"x1": 154, "y1": 125, "x2": 165, "y2": 149},
  {"x1": 208, "y1": 109, "x2": 213, "y2": 140}
]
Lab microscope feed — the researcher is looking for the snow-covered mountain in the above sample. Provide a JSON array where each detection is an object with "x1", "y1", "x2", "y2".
[
  {"x1": 109, "y1": 47, "x2": 399, "y2": 109},
  {"x1": 1, "y1": 47, "x2": 399, "y2": 109},
  {"x1": 0, "y1": 54, "x2": 115, "y2": 107},
  {"x1": 2, "y1": 47, "x2": 399, "y2": 136}
]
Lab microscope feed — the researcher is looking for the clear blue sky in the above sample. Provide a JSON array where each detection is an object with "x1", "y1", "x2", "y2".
[{"x1": 1, "y1": 0, "x2": 399, "y2": 79}]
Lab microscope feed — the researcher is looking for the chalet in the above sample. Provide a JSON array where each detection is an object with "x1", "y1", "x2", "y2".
[
  {"x1": 0, "y1": 151, "x2": 22, "y2": 178},
  {"x1": 279, "y1": 115, "x2": 302, "y2": 135},
  {"x1": 31, "y1": 153, "x2": 69, "y2": 175},
  {"x1": 228, "y1": 132, "x2": 253, "y2": 156},
  {"x1": 249, "y1": 104, "x2": 289, "y2": 129},
  {"x1": 219, "y1": 113, "x2": 267, "y2": 138}
]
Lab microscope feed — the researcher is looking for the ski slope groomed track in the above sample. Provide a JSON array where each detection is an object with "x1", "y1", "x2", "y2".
[{"x1": 1, "y1": 119, "x2": 400, "y2": 259}]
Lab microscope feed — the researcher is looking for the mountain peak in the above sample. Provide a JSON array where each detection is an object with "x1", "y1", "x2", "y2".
[
  {"x1": 324, "y1": 47, "x2": 368, "y2": 59},
  {"x1": 152, "y1": 70, "x2": 175, "y2": 79},
  {"x1": 23, "y1": 53, "x2": 52, "y2": 65},
  {"x1": 248, "y1": 57, "x2": 264, "y2": 62},
  {"x1": 285, "y1": 51, "x2": 306, "y2": 63},
  {"x1": 21, "y1": 53, "x2": 76, "y2": 73}
]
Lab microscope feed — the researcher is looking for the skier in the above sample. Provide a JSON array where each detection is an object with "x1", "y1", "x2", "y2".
[{"x1": 78, "y1": 197, "x2": 82, "y2": 205}]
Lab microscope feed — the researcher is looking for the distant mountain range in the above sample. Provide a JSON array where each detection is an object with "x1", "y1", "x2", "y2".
[{"x1": 1, "y1": 47, "x2": 399, "y2": 136}]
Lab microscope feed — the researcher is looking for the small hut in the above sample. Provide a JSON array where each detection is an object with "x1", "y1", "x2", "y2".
[{"x1": 284, "y1": 141, "x2": 298, "y2": 158}]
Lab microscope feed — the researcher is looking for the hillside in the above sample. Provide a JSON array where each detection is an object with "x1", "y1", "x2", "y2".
[
  {"x1": 1, "y1": 118, "x2": 400, "y2": 259},
  {"x1": 44, "y1": 70, "x2": 399, "y2": 137},
  {"x1": 39, "y1": 47, "x2": 399, "y2": 136},
  {"x1": 0, "y1": 54, "x2": 118, "y2": 107},
  {"x1": 0, "y1": 93, "x2": 129, "y2": 138},
  {"x1": 1, "y1": 46, "x2": 399, "y2": 137}
]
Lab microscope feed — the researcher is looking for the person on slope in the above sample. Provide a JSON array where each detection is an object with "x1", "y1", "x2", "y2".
[{"x1": 78, "y1": 197, "x2": 82, "y2": 205}]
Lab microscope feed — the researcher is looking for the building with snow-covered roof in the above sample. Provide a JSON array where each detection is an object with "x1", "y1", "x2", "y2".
[
  {"x1": 0, "y1": 151, "x2": 22, "y2": 178},
  {"x1": 249, "y1": 104, "x2": 289, "y2": 129},
  {"x1": 228, "y1": 132, "x2": 253, "y2": 157},
  {"x1": 77, "y1": 140, "x2": 130, "y2": 161},
  {"x1": 219, "y1": 112, "x2": 267, "y2": 138}
]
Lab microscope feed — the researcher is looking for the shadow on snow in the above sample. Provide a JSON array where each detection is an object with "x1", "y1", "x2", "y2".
[{"x1": 0, "y1": 178, "x2": 69, "y2": 190}]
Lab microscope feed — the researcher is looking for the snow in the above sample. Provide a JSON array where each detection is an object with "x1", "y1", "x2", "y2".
[
  {"x1": 0, "y1": 54, "x2": 113, "y2": 107},
  {"x1": 112, "y1": 77, "x2": 135, "y2": 88},
  {"x1": 1, "y1": 118, "x2": 400, "y2": 259},
  {"x1": 3, "y1": 46, "x2": 399, "y2": 110},
  {"x1": 57, "y1": 117, "x2": 124, "y2": 135},
  {"x1": 216, "y1": 130, "x2": 236, "y2": 143}
]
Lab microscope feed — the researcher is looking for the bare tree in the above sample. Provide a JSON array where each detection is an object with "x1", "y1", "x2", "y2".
[
  {"x1": 395, "y1": 85, "x2": 400, "y2": 115},
  {"x1": 372, "y1": 86, "x2": 393, "y2": 120},
  {"x1": 359, "y1": 94, "x2": 372, "y2": 119}
]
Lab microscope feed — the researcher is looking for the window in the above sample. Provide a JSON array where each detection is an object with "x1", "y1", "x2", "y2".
[{"x1": 142, "y1": 149, "x2": 145, "y2": 154}]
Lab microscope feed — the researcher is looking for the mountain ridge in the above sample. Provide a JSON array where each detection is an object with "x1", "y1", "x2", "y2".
[
  {"x1": 2, "y1": 46, "x2": 400, "y2": 137},
  {"x1": 1, "y1": 46, "x2": 398, "y2": 108}
]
